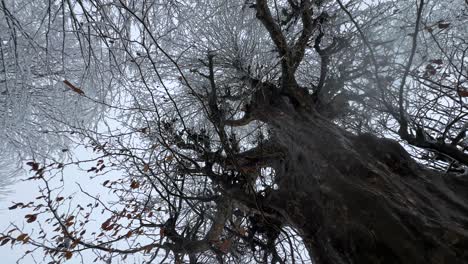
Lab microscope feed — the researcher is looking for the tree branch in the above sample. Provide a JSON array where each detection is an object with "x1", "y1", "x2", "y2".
[
  {"x1": 255, "y1": 0, "x2": 289, "y2": 58},
  {"x1": 291, "y1": 0, "x2": 314, "y2": 70}
]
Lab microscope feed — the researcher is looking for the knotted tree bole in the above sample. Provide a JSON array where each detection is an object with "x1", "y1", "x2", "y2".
[{"x1": 243, "y1": 84, "x2": 468, "y2": 264}]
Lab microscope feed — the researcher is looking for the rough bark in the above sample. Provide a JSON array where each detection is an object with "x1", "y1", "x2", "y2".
[{"x1": 256, "y1": 97, "x2": 468, "y2": 264}]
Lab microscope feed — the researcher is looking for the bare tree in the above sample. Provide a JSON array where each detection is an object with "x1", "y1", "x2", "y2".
[
  {"x1": 2, "y1": 0, "x2": 468, "y2": 263},
  {"x1": 0, "y1": 0, "x2": 115, "y2": 182}
]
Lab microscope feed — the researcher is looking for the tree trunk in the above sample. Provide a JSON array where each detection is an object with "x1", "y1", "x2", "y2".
[{"x1": 260, "y1": 102, "x2": 468, "y2": 264}]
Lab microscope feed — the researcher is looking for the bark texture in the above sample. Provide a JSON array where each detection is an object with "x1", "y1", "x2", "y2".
[{"x1": 258, "y1": 97, "x2": 468, "y2": 264}]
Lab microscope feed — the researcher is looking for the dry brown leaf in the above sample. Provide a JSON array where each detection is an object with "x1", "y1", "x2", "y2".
[
  {"x1": 25, "y1": 214, "x2": 37, "y2": 223},
  {"x1": 125, "y1": 231, "x2": 133, "y2": 238},
  {"x1": 143, "y1": 244, "x2": 154, "y2": 253},
  {"x1": 63, "y1": 80, "x2": 85, "y2": 95},
  {"x1": 64, "y1": 251, "x2": 73, "y2": 260},
  {"x1": 101, "y1": 219, "x2": 112, "y2": 231},
  {"x1": 130, "y1": 180, "x2": 140, "y2": 189},
  {"x1": 70, "y1": 239, "x2": 80, "y2": 249},
  {"x1": 438, "y1": 22, "x2": 450, "y2": 29},
  {"x1": 16, "y1": 233, "x2": 28, "y2": 242},
  {"x1": 22, "y1": 236, "x2": 30, "y2": 244},
  {"x1": 457, "y1": 89, "x2": 468, "y2": 97},
  {"x1": 0, "y1": 238, "x2": 10, "y2": 246},
  {"x1": 143, "y1": 163, "x2": 150, "y2": 172}
]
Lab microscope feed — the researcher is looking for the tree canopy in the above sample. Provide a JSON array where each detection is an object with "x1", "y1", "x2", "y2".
[{"x1": 1, "y1": 0, "x2": 468, "y2": 263}]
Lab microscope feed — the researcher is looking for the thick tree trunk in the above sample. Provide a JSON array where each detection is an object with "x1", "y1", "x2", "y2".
[{"x1": 261, "y1": 103, "x2": 468, "y2": 264}]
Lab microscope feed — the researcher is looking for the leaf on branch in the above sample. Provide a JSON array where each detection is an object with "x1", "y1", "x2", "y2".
[
  {"x1": 16, "y1": 233, "x2": 28, "y2": 242},
  {"x1": 130, "y1": 180, "x2": 140, "y2": 189},
  {"x1": 101, "y1": 218, "x2": 115, "y2": 231},
  {"x1": 0, "y1": 238, "x2": 10, "y2": 246},
  {"x1": 430, "y1": 59, "x2": 443, "y2": 65},
  {"x1": 125, "y1": 231, "x2": 133, "y2": 238},
  {"x1": 70, "y1": 239, "x2": 80, "y2": 249},
  {"x1": 424, "y1": 64, "x2": 437, "y2": 76},
  {"x1": 64, "y1": 251, "x2": 73, "y2": 260},
  {"x1": 438, "y1": 22, "x2": 450, "y2": 29},
  {"x1": 25, "y1": 214, "x2": 37, "y2": 223},
  {"x1": 22, "y1": 236, "x2": 30, "y2": 244},
  {"x1": 143, "y1": 163, "x2": 150, "y2": 172},
  {"x1": 26, "y1": 161, "x2": 40, "y2": 171},
  {"x1": 8, "y1": 203, "x2": 24, "y2": 210},
  {"x1": 63, "y1": 80, "x2": 85, "y2": 95},
  {"x1": 143, "y1": 244, "x2": 154, "y2": 253},
  {"x1": 457, "y1": 89, "x2": 468, "y2": 97}
]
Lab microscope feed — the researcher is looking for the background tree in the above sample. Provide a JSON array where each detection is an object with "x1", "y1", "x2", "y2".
[
  {"x1": 0, "y1": 0, "x2": 115, "y2": 186},
  {"x1": 2, "y1": 0, "x2": 468, "y2": 263}
]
